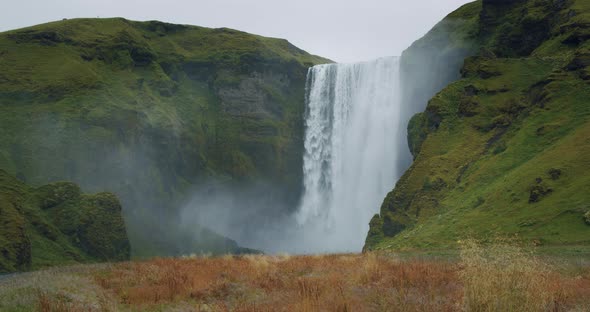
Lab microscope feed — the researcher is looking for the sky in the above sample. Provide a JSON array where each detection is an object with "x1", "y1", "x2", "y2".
[{"x1": 0, "y1": 0, "x2": 472, "y2": 63}]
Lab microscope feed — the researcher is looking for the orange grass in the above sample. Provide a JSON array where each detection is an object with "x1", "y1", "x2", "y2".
[
  {"x1": 94, "y1": 254, "x2": 460, "y2": 311},
  {"x1": 37, "y1": 291, "x2": 87, "y2": 312},
  {"x1": 89, "y1": 251, "x2": 590, "y2": 311}
]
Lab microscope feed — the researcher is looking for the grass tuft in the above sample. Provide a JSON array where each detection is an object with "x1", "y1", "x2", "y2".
[{"x1": 459, "y1": 238, "x2": 566, "y2": 311}]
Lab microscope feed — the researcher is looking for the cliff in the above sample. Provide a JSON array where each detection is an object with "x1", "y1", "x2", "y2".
[
  {"x1": 0, "y1": 18, "x2": 330, "y2": 257},
  {"x1": 0, "y1": 169, "x2": 129, "y2": 272},
  {"x1": 366, "y1": 0, "x2": 590, "y2": 250}
]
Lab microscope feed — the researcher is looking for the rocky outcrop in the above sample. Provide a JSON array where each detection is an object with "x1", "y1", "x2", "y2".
[
  {"x1": 0, "y1": 200, "x2": 31, "y2": 272},
  {"x1": 0, "y1": 170, "x2": 129, "y2": 273}
]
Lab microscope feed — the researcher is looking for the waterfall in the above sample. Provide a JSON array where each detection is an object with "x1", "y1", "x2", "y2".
[
  {"x1": 183, "y1": 57, "x2": 405, "y2": 254},
  {"x1": 296, "y1": 57, "x2": 402, "y2": 252}
]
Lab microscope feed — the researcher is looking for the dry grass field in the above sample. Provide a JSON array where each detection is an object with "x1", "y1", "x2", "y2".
[{"x1": 1, "y1": 241, "x2": 589, "y2": 312}]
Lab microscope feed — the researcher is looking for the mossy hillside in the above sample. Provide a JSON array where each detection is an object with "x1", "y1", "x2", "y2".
[
  {"x1": 366, "y1": 0, "x2": 590, "y2": 251},
  {"x1": 0, "y1": 18, "x2": 330, "y2": 256},
  {"x1": 399, "y1": 1, "x2": 482, "y2": 167},
  {"x1": 0, "y1": 169, "x2": 129, "y2": 273}
]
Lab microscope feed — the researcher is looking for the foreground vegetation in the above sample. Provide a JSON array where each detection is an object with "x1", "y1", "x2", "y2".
[{"x1": 0, "y1": 241, "x2": 588, "y2": 311}]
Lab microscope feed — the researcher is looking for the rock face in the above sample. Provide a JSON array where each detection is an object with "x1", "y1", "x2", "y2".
[
  {"x1": 0, "y1": 200, "x2": 31, "y2": 272},
  {"x1": 0, "y1": 19, "x2": 330, "y2": 257},
  {"x1": 0, "y1": 170, "x2": 130, "y2": 273},
  {"x1": 365, "y1": 0, "x2": 590, "y2": 251},
  {"x1": 397, "y1": 2, "x2": 481, "y2": 167}
]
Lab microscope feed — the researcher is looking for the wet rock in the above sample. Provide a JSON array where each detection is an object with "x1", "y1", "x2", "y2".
[
  {"x1": 548, "y1": 168, "x2": 562, "y2": 180},
  {"x1": 217, "y1": 71, "x2": 289, "y2": 120},
  {"x1": 464, "y1": 85, "x2": 481, "y2": 96},
  {"x1": 552, "y1": 0, "x2": 568, "y2": 10},
  {"x1": 566, "y1": 51, "x2": 590, "y2": 71},
  {"x1": 561, "y1": 26, "x2": 590, "y2": 45},
  {"x1": 567, "y1": 10, "x2": 577, "y2": 18},
  {"x1": 529, "y1": 178, "x2": 553, "y2": 203}
]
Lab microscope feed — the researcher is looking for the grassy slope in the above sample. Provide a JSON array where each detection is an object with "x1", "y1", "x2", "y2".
[
  {"x1": 0, "y1": 18, "x2": 328, "y2": 186},
  {"x1": 0, "y1": 169, "x2": 129, "y2": 273},
  {"x1": 366, "y1": 0, "x2": 590, "y2": 250},
  {"x1": 0, "y1": 18, "x2": 330, "y2": 257}
]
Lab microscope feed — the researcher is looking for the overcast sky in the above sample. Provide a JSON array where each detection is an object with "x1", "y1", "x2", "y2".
[{"x1": 1, "y1": 0, "x2": 472, "y2": 63}]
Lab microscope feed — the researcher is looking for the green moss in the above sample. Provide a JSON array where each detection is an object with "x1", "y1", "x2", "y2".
[
  {"x1": 0, "y1": 200, "x2": 31, "y2": 272},
  {"x1": 366, "y1": 0, "x2": 590, "y2": 251},
  {"x1": 35, "y1": 182, "x2": 81, "y2": 210},
  {"x1": 407, "y1": 113, "x2": 429, "y2": 159},
  {"x1": 0, "y1": 18, "x2": 330, "y2": 257},
  {"x1": 0, "y1": 169, "x2": 129, "y2": 272},
  {"x1": 75, "y1": 193, "x2": 130, "y2": 261},
  {"x1": 363, "y1": 214, "x2": 385, "y2": 252}
]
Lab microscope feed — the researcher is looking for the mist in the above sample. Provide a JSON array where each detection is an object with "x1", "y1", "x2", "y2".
[
  {"x1": 173, "y1": 16, "x2": 475, "y2": 254},
  {"x1": 177, "y1": 180, "x2": 375, "y2": 254},
  {"x1": 0, "y1": 6, "x2": 475, "y2": 257},
  {"x1": 177, "y1": 57, "x2": 404, "y2": 254},
  {"x1": 177, "y1": 181, "x2": 313, "y2": 253}
]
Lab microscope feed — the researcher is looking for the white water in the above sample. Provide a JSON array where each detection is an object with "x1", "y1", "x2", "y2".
[
  {"x1": 296, "y1": 57, "x2": 403, "y2": 252},
  {"x1": 181, "y1": 57, "x2": 405, "y2": 254}
]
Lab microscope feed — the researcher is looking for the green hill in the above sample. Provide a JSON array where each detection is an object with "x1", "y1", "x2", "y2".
[
  {"x1": 0, "y1": 169, "x2": 129, "y2": 272},
  {"x1": 0, "y1": 18, "x2": 330, "y2": 258},
  {"x1": 365, "y1": 0, "x2": 590, "y2": 251}
]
